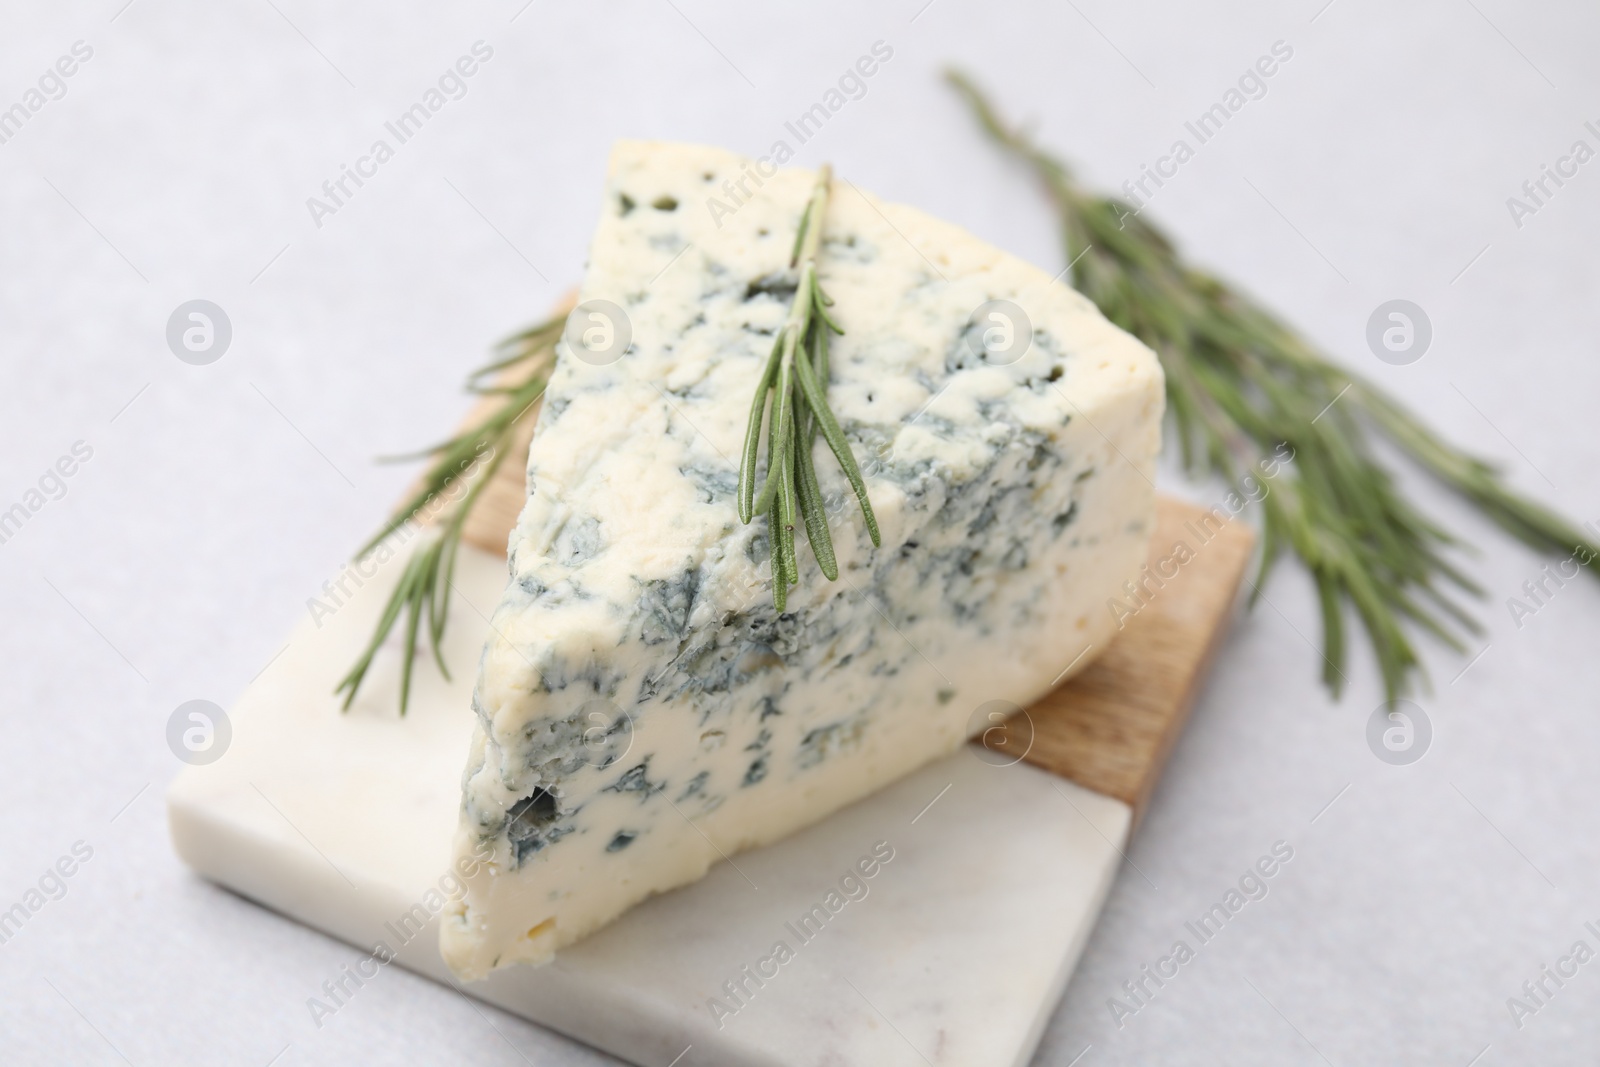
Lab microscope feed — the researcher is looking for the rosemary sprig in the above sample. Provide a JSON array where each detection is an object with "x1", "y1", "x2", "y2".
[
  {"x1": 335, "y1": 316, "x2": 562, "y2": 713},
  {"x1": 738, "y1": 164, "x2": 880, "y2": 610},
  {"x1": 947, "y1": 70, "x2": 1599, "y2": 700}
]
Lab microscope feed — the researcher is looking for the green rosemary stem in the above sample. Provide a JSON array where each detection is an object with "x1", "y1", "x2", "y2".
[
  {"x1": 336, "y1": 316, "x2": 560, "y2": 713},
  {"x1": 946, "y1": 68, "x2": 1598, "y2": 700},
  {"x1": 738, "y1": 164, "x2": 879, "y2": 610}
]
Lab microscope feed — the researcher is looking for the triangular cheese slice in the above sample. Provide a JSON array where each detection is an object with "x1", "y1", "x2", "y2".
[{"x1": 441, "y1": 141, "x2": 1163, "y2": 979}]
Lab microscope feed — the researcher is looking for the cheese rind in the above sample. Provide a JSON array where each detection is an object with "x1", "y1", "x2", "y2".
[{"x1": 441, "y1": 141, "x2": 1163, "y2": 980}]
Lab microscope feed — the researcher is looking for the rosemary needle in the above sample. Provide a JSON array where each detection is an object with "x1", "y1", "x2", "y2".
[
  {"x1": 738, "y1": 164, "x2": 880, "y2": 611},
  {"x1": 336, "y1": 316, "x2": 561, "y2": 714},
  {"x1": 947, "y1": 68, "x2": 1599, "y2": 700}
]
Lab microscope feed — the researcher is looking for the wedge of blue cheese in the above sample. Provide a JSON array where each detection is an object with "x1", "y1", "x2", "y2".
[{"x1": 440, "y1": 141, "x2": 1163, "y2": 980}]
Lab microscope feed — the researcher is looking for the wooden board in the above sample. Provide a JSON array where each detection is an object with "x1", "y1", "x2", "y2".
[{"x1": 423, "y1": 300, "x2": 1255, "y2": 829}]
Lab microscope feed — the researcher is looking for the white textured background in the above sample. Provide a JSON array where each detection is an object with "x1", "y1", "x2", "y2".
[{"x1": 3, "y1": 0, "x2": 1599, "y2": 1064}]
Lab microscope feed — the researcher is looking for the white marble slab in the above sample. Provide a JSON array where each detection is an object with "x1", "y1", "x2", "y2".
[{"x1": 167, "y1": 535, "x2": 1132, "y2": 1067}]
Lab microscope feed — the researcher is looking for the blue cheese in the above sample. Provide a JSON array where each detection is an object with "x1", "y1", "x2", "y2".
[{"x1": 441, "y1": 141, "x2": 1163, "y2": 980}]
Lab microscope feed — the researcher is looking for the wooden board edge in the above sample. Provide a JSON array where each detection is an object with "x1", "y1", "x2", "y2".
[{"x1": 1122, "y1": 510, "x2": 1255, "y2": 829}]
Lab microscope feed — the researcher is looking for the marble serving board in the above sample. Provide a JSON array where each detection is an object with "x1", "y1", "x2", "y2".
[{"x1": 166, "y1": 487, "x2": 1252, "y2": 1067}]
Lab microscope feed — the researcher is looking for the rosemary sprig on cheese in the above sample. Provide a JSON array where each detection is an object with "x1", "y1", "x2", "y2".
[
  {"x1": 336, "y1": 317, "x2": 561, "y2": 713},
  {"x1": 947, "y1": 70, "x2": 1599, "y2": 699},
  {"x1": 737, "y1": 163, "x2": 881, "y2": 610}
]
